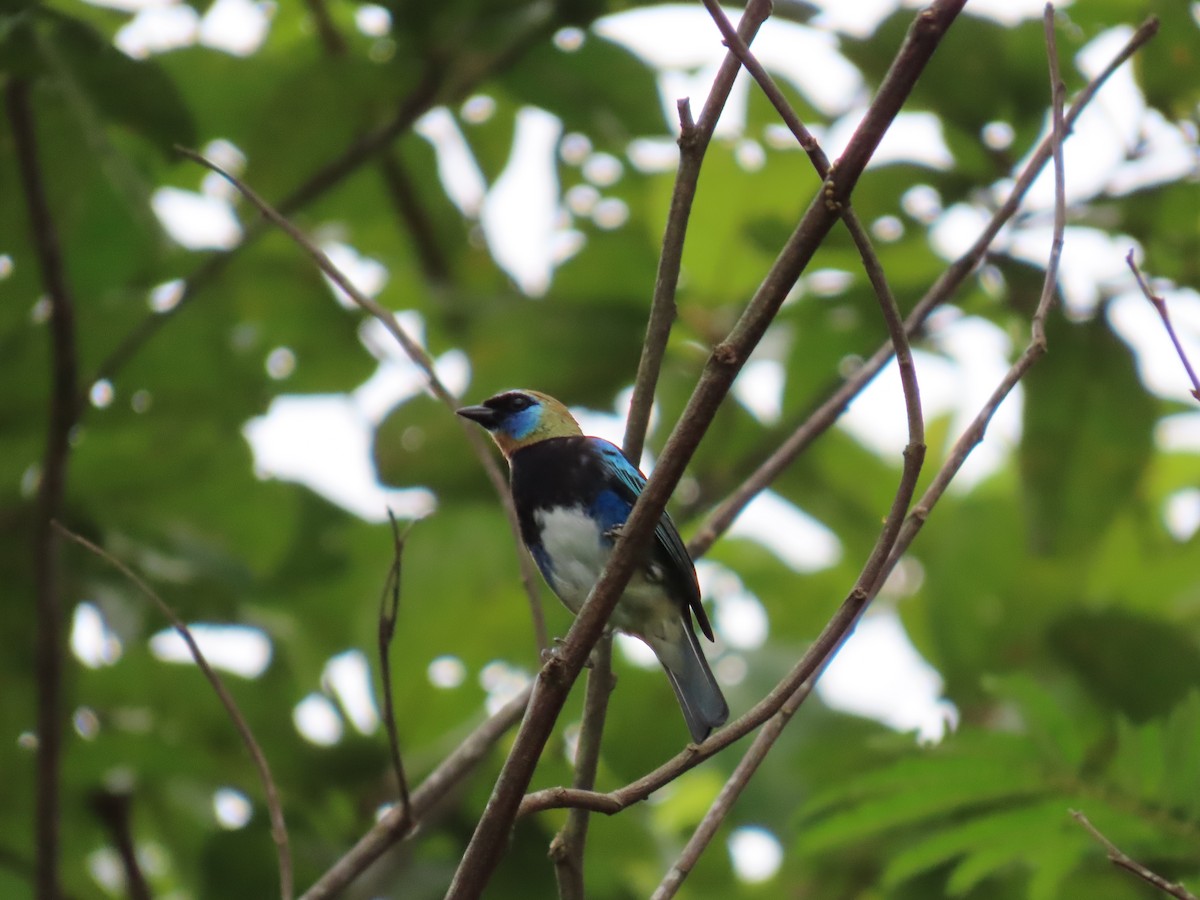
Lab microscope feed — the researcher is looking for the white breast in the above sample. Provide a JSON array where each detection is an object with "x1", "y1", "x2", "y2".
[{"x1": 535, "y1": 506, "x2": 608, "y2": 614}]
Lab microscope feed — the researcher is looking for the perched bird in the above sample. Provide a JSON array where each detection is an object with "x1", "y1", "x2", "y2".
[{"x1": 457, "y1": 389, "x2": 728, "y2": 742}]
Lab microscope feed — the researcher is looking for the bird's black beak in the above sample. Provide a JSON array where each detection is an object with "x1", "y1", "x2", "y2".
[{"x1": 456, "y1": 404, "x2": 498, "y2": 430}]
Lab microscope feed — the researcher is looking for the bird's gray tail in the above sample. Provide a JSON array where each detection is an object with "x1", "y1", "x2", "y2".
[{"x1": 649, "y1": 619, "x2": 729, "y2": 743}]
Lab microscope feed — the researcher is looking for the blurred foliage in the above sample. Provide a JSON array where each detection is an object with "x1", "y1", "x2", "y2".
[{"x1": 2, "y1": 0, "x2": 1198, "y2": 898}]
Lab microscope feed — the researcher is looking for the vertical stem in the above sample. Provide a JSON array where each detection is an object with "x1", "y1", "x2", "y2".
[{"x1": 8, "y1": 78, "x2": 80, "y2": 900}]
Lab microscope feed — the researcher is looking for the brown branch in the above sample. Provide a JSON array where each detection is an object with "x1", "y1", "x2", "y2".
[
  {"x1": 687, "y1": 13, "x2": 1161, "y2": 559},
  {"x1": 299, "y1": 685, "x2": 532, "y2": 900},
  {"x1": 54, "y1": 524, "x2": 294, "y2": 900},
  {"x1": 549, "y1": 636, "x2": 615, "y2": 900},
  {"x1": 1126, "y1": 252, "x2": 1200, "y2": 402},
  {"x1": 378, "y1": 512, "x2": 413, "y2": 815},
  {"x1": 176, "y1": 147, "x2": 550, "y2": 656},
  {"x1": 526, "y1": 0, "x2": 1140, "y2": 829},
  {"x1": 89, "y1": 789, "x2": 151, "y2": 900},
  {"x1": 642, "y1": 6, "x2": 930, "y2": 890},
  {"x1": 622, "y1": 0, "x2": 773, "y2": 461},
  {"x1": 650, "y1": 681, "x2": 814, "y2": 899},
  {"x1": 445, "y1": 5, "x2": 964, "y2": 897},
  {"x1": 8, "y1": 77, "x2": 79, "y2": 900},
  {"x1": 1072, "y1": 810, "x2": 1199, "y2": 900}
]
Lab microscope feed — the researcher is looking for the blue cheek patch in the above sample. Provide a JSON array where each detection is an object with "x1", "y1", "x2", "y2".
[
  {"x1": 589, "y1": 489, "x2": 631, "y2": 537},
  {"x1": 505, "y1": 406, "x2": 541, "y2": 440}
]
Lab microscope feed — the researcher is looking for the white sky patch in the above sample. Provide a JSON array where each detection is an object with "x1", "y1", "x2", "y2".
[
  {"x1": 728, "y1": 490, "x2": 841, "y2": 572},
  {"x1": 243, "y1": 393, "x2": 435, "y2": 523},
  {"x1": 700, "y1": 561, "x2": 769, "y2": 649},
  {"x1": 839, "y1": 316, "x2": 1020, "y2": 490},
  {"x1": 428, "y1": 655, "x2": 467, "y2": 689},
  {"x1": 152, "y1": 187, "x2": 241, "y2": 250},
  {"x1": 1165, "y1": 489, "x2": 1200, "y2": 542},
  {"x1": 320, "y1": 241, "x2": 389, "y2": 309},
  {"x1": 733, "y1": 358, "x2": 784, "y2": 425},
  {"x1": 294, "y1": 693, "x2": 343, "y2": 746},
  {"x1": 818, "y1": 607, "x2": 957, "y2": 742},
  {"x1": 198, "y1": 0, "x2": 270, "y2": 56},
  {"x1": 824, "y1": 109, "x2": 954, "y2": 170},
  {"x1": 479, "y1": 661, "x2": 533, "y2": 715},
  {"x1": 728, "y1": 826, "x2": 784, "y2": 883},
  {"x1": 114, "y1": 4, "x2": 199, "y2": 58},
  {"x1": 415, "y1": 108, "x2": 487, "y2": 217},
  {"x1": 149, "y1": 623, "x2": 272, "y2": 678},
  {"x1": 323, "y1": 650, "x2": 380, "y2": 735},
  {"x1": 615, "y1": 632, "x2": 659, "y2": 670},
  {"x1": 1157, "y1": 413, "x2": 1200, "y2": 453},
  {"x1": 70, "y1": 602, "x2": 123, "y2": 668},
  {"x1": 1108, "y1": 287, "x2": 1200, "y2": 404},
  {"x1": 213, "y1": 787, "x2": 252, "y2": 829},
  {"x1": 480, "y1": 107, "x2": 564, "y2": 296}
]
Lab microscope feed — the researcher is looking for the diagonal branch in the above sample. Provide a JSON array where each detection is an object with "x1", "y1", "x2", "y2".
[
  {"x1": 623, "y1": 0, "x2": 773, "y2": 461},
  {"x1": 687, "y1": 13, "x2": 1160, "y2": 559},
  {"x1": 445, "y1": 4, "x2": 965, "y2": 897},
  {"x1": 299, "y1": 685, "x2": 532, "y2": 900},
  {"x1": 1072, "y1": 810, "x2": 1199, "y2": 900},
  {"x1": 177, "y1": 147, "x2": 550, "y2": 656},
  {"x1": 1126, "y1": 253, "x2": 1200, "y2": 402},
  {"x1": 56, "y1": 524, "x2": 293, "y2": 900},
  {"x1": 378, "y1": 512, "x2": 414, "y2": 816},
  {"x1": 524, "y1": 1, "x2": 1150, "y2": 829}
]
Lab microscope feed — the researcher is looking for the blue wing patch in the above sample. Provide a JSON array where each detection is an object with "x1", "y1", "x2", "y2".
[{"x1": 586, "y1": 438, "x2": 712, "y2": 641}]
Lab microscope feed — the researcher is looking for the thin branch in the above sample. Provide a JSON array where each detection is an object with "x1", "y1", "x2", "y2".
[
  {"x1": 378, "y1": 511, "x2": 413, "y2": 815},
  {"x1": 1036, "y1": 2, "x2": 1067, "y2": 347},
  {"x1": 549, "y1": 636, "x2": 615, "y2": 900},
  {"x1": 54, "y1": 524, "x2": 293, "y2": 900},
  {"x1": 622, "y1": 0, "x2": 773, "y2": 461},
  {"x1": 650, "y1": 681, "x2": 814, "y2": 899},
  {"x1": 687, "y1": 14, "x2": 1161, "y2": 559},
  {"x1": 299, "y1": 685, "x2": 532, "y2": 900},
  {"x1": 527, "y1": 1, "x2": 1147, "y2": 828},
  {"x1": 1127, "y1": 252, "x2": 1200, "y2": 401},
  {"x1": 645, "y1": 7, "x2": 929, "y2": 891},
  {"x1": 879, "y1": 0, "x2": 1070, "y2": 589},
  {"x1": 1072, "y1": 810, "x2": 1199, "y2": 900},
  {"x1": 89, "y1": 789, "x2": 151, "y2": 900},
  {"x1": 445, "y1": 5, "x2": 964, "y2": 897},
  {"x1": 9, "y1": 77, "x2": 79, "y2": 900},
  {"x1": 176, "y1": 147, "x2": 550, "y2": 656}
]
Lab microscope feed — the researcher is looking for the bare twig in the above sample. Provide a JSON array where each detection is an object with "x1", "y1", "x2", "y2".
[
  {"x1": 645, "y1": 5, "x2": 930, "y2": 890},
  {"x1": 623, "y1": 0, "x2": 773, "y2": 461},
  {"x1": 378, "y1": 511, "x2": 413, "y2": 815},
  {"x1": 445, "y1": 5, "x2": 964, "y2": 897},
  {"x1": 55, "y1": 524, "x2": 294, "y2": 900},
  {"x1": 89, "y1": 789, "x2": 151, "y2": 900},
  {"x1": 176, "y1": 147, "x2": 550, "y2": 656},
  {"x1": 1126, "y1": 252, "x2": 1200, "y2": 401},
  {"x1": 687, "y1": 14, "x2": 1161, "y2": 559},
  {"x1": 651, "y1": 681, "x2": 814, "y2": 899},
  {"x1": 299, "y1": 685, "x2": 532, "y2": 900},
  {"x1": 549, "y1": 636, "x2": 615, "y2": 900},
  {"x1": 1072, "y1": 810, "x2": 1198, "y2": 900},
  {"x1": 526, "y1": 0, "x2": 1143, "y2": 829},
  {"x1": 9, "y1": 77, "x2": 79, "y2": 900}
]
